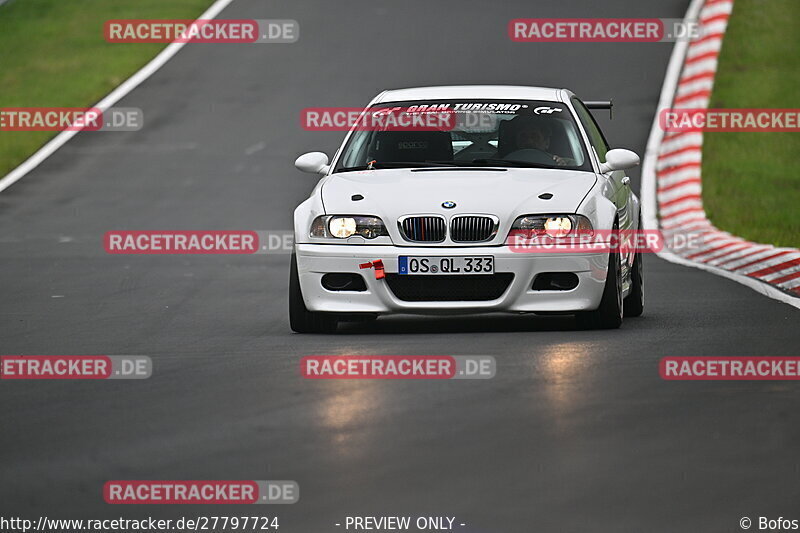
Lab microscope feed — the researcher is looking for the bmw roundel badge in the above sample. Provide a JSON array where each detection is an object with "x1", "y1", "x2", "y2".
[{"x1": 441, "y1": 201, "x2": 456, "y2": 209}]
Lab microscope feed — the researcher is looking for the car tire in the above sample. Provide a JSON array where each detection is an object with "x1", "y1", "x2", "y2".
[
  {"x1": 575, "y1": 232, "x2": 623, "y2": 330},
  {"x1": 289, "y1": 252, "x2": 338, "y2": 334},
  {"x1": 624, "y1": 247, "x2": 644, "y2": 318}
]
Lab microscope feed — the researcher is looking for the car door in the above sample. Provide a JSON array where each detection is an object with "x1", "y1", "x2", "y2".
[{"x1": 571, "y1": 97, "x2": 633, "y2": 233}]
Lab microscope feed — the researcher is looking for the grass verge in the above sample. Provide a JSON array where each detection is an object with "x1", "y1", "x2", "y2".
[
  {"x1": 702, "y1": 0, "x2": 800, "y2": 248},
  {"x1": 0, "y1": 0, "x2": 215, "y2": 177}
]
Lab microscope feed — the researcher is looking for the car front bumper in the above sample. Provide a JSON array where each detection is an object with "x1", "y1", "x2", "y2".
[{"x1": 295, "y1": 243, "x2": 609, "y2": 315}]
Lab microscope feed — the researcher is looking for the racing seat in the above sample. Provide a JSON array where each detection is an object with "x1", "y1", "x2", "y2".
[
  {"x1": 495, "y1": 118, "x2": 520, "y2": 158},
  {"x1": 368, "y1": 131, "x2": 453, "y2": 163}
]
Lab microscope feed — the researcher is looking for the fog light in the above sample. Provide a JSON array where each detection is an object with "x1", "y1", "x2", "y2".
[
  {"x1": 532, "y1": 272, "x2": 579, "y2": 291},
  {"x1": 321, "y1": 273, "x2": 367, "y2": 292}
]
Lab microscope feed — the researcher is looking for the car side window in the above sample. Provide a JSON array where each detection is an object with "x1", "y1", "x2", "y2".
[
  {"x1": 339, "y1": 130, "x2": 372, "y2": 167},
  {"x1": 572, "y1": 98, "x2": 610, "y2": 164}
]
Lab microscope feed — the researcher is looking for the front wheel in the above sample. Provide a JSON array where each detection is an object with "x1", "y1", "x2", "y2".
[
  {"x1": 289, "y1": 252, "x2": 338, "y2": 333},
  {"x1": 575, "y1": 245, "x2": 623, "y2": 330}
]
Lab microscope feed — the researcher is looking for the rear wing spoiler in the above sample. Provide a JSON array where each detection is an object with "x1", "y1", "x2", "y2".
[{"x1": 584, "y1": 100, "x2": 613, "y2": 119}]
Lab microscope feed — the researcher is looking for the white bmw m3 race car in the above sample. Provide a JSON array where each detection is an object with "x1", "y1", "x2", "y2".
[{"x1": 290, "y1": 85, "x2": 644, "y2": 333}]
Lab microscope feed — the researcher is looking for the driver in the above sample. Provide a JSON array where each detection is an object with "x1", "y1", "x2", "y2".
[{"x1": 506, "y1": 117, "x2": 569, "y2": 166}]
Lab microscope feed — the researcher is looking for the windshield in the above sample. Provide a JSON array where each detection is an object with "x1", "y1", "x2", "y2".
[{"x1": 333, "y1": 99, "x2": 591, "y2": 173}]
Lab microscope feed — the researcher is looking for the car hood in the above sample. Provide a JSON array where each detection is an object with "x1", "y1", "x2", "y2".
[{"x1": 321, "y1": 168, "x2": 597, "y2": 219}]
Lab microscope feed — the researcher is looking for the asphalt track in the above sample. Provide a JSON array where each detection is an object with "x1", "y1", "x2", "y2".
[{"x1": 1, "y1": 0, "x2": 799, "y2": 531}]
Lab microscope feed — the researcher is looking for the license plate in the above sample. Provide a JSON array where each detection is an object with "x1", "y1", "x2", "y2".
[{"x1": 398, "y1": 256, "x2": 494, "y2": 275}]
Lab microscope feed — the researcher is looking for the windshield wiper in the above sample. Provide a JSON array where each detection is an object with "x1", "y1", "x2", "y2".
[
  {"x1": 470, "y1": 159, "x2": 554, "y2": 169},
  {"x1": 335, "y1": 161, "x2": 460, "y2": 173}
]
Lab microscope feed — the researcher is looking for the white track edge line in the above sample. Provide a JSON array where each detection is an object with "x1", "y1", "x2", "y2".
[
  {"x1": 641, "y1": 0, "x2": 800, "y2": 309},
  {"x1": 0, "y1": 0, "x2": 236, "y2": 194}
]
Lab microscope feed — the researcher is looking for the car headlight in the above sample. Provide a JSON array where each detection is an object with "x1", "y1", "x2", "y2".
[
  {"x1": 510, "y1": 214, "x2": 593, "y2": 239},
  {"x1": 310, "y1": 215, "x2": 389, "y2": 239},
  {"x1": 543, "y1": 216, "x2": 572, "y2": 237},
  {"x1": 329, "y1": 217, "x2": 357, "y2": 238}
]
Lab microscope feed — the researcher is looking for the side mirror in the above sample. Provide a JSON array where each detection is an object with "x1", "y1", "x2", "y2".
[
  {"x1": 294, "y1": 152, "x2": 330, "y2": 175},
  {"x1": 599, "y1": 149, "x2": 640, "y2": 173}
]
